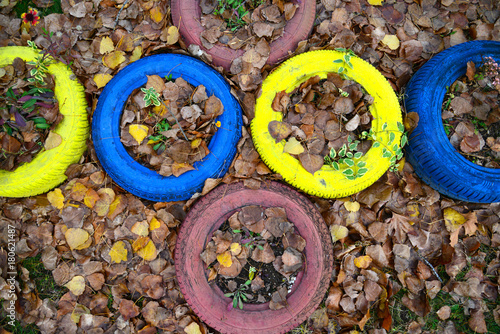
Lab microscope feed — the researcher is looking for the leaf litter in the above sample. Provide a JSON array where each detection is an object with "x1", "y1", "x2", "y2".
[{"x1": 1, "y1": 0, "x2": 500, "y2": 333}]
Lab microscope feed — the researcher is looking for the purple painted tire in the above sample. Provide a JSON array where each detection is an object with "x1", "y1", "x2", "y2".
[
  {"x1": 174, "y1": 181, "x2": 333, "y2": 334},
  {"x1": 171, "y1": 0, "x2": 316, "y2": 70}
]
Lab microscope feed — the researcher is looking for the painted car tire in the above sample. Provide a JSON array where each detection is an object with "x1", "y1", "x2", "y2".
[
  {"x1": 175, "y1": 181, "x2": 333, "y2": 334},
  {"x1": 0, "y1": 46, "x2": 88, "y2": 197},
  {"x1": 405, "y1": 40, "x2": 500, "y2": 203},
  {"x1": 171, "y1": 0, "x2": 316, "y2": 70},
  {"x1": 251, "y1": 50, "x2": 403, "y2": 198},
  {"x1": 92, "y1": 54, "x2": 242, "y2": 201}
]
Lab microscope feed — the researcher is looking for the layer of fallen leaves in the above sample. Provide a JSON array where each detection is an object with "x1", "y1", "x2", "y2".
[
  {"x1": 0, "y1": 58, "x2": 63, "y2": 171},
  {"x1": 268, "y1": 73, "x2": 373, "y2": 174},
  {"x1": 199, "y1": 0, "x2": 297, "y2": 51},
  {"x1": 201, "y1": 205, "x2": 305, "y2": 309},
  {"x1": 121, "y1": 75, "x2": 223, "y2": 177},
  {"x1": 442, "y1": 60, "x2": 500, "y2": 168},
  {"x1": 0, "y1": 0, "x2": 500, "y2": 333}
]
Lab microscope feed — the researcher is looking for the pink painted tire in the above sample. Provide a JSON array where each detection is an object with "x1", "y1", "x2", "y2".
[
  {"x1": 171, "y1": 0, "x2": 316, "y2": 70},
  {"x1": 174, "y1": 181, "x2": 333, "y2": 334}
]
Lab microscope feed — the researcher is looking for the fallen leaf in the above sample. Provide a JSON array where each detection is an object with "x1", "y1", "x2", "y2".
[
  {"x1": 229, "y1": 243, "x2": 242, "y2": 256},
  {"x1": 171, "y1": 162, "x2": 195, "y2": 177},
  {"x1": 217, "y1": 251, "x2": 233, "y2": 268},
  {"x1": 47, "y1": 188, "x2": 64, "y2": 209},
  {"x1": 70, "y1": 303, "x2": 90, "y2": 324},
  {"x1": 119, "y1": 299, "x2": 140, "y2": 321},
  {"x1": 184, "y1": 322, "x2": 202, "y2": 334},
  {"x1": 163, "y1": 26, "x2": 179, "y2": 45},
  {"x1": 460, "y1": 134, "x2": 484, "y2": 153},
  {"x1": 129, "y1": 124, "x2": 149, "y2": 144},
  {"x1": 130, "y1": 46, "x2": 142, "y2": 62},
  {"x1": 65, "y1": 275, "x2": 85, "y2": 296},
  {"x1": 344, "y1": 201, "x2": 360, "y2": 212},
  {"x1": 283, "y1": 137, "x2": 304, "y2": 155},
  {"x1": 354, "y1": 255, "x2": 372, "y2": 269},
  {"x1": 444, "y1": 208, "x2": 466, "y2": 233},
  {"x1": 103, "y1": 50, "x2": 126, "y2": 69},
  {"x1": 109, "y1": 241, "x2": 128, "y2": 264},
  {"x1": 146, "y1": 75, "x2": 166, "y2": 94},
  {"x1": 469, "y1": 309, "x2": 487, "y2": 333},
  {"x1": 44, "y1": 131, "x2": 62, "y2": 150},
  {"x1": 65, "y1": 228, "x2": 90, "y2": 250},
  {"x1": 466, "y1": 61, "x2": 476, "y2": 81},
  {"x1": 268, "y1": 121, "x2": 292, "y2": 143},
  {"x1": 298, "y1": 152, "x2": 323, "y2": 174},
  {"x1": 131, "y1": 220, "x2": 149, "y2": 236},
  {"x1": 133, "y1": 237, "x2": 157, "y2": 261},
  {"x1": 93, "y1": 73, "x2": 113, "y2": 88},
  {"x1": 149, "y1": 5, "x2": 164, "y2": 23},
  {"x1": 330, "y1": 225, "x2": 348, "y2": 243},
  {"x1": 381, "y1": 34, "x2": 400, "y2": 50},
  {"x1": 84, "y1": 188, "x2": 100, "y2": 209},
  {"x1": 99, "y1": 36, "x2": 114, "y2": 54}
]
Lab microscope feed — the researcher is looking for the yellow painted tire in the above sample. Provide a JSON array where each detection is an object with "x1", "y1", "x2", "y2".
[
  {"x1": 252, "y1": 50, "x2": 402, "y2": 198},
  {"x1": 0, "y1": 46, "x2": 88, "y2": 197}
]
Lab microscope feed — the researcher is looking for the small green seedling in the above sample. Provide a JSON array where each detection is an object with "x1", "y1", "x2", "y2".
[{"x1": 224, "y1": 266, "x2": 256, "y2": 310}]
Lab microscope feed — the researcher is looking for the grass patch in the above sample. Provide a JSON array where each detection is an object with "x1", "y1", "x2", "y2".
[
  {"x1": 21, "y1": 254, "x2": 67, "y2": 301},
  {"x1": 14, "y1": 0, "x2": 62, "y2": 18}
]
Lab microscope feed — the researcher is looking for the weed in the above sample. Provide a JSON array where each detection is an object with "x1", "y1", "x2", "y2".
[
  {"x1": 14, "y1": 0, "x2": 62, "y2": 18},
  {"x1": 213, "y1": 0, "x2": 264, "y2": 31},
  {"x1": 224, "y1": 266, "x2": 256, "y2": 310},
  {"x1": 148, "y1": 118, "x2": 171, "y2": 153}
]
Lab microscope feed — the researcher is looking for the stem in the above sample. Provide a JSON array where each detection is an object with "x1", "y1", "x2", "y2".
[
  {"x1": 414, "y1": 247, "x2": 444, "y2": 284},
  {"x1": 161, "y1": 100, "x2": 189, "y2": 142}
]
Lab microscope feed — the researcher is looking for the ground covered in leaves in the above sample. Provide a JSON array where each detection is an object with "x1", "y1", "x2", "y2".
[{"x1": 1, "y1": 0, "x2": 500, "y2": 333}]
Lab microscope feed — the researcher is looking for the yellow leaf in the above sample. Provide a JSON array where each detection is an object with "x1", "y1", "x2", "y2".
[
  {"x1": 132, "y1": 236, "x2": 150, "y2": 252},
  {"x1": 146, "y1": 75, "x2": 166, "y2": 94},
  {"x1": 184, "y1": 322, "x2": 202, "y2": 334},
  {"x1": 444, "y1": 208, "x2": 466, "y2": 233},
  {"x1": 103, "y1": 50, "x2": 126, "y2": 69},
  {"x1": 367, "y1": 0, "x2": 384, "y2": 5},
  {"x1": 99, "y1": 36, "x2": 114, "y2": 54},
  {"x1": 129, "y1": 124, "x2": 149, "y2": 144},
  {"x1": 344, "y1": 201, "x2": 360, "y2": 212},
  {"x1": 152, "y1": 103, "x2": 168, "y2": 116},
  {"x1": 70, "y1": 303, "x2": 90, "y2": 324},
  {"x1": 164, "y1": 26, "x2": 179, "y2": 45},
  {"x1": 131, "y1": 220, "x2": 149, "y2": 236},
  {"x1": 150, "y1": 5, "x2": 164, "y2": 23},
  {"x1": 149, "y1": 217, "x2": 161, "y2": 231},
  {"x1": 94, "y1": 188, "x2": 115, "y2": 217},
  {"x1": 330, "y1": 225, "x2": 348, "y2": 243},
  {"x1": 217, "y1": 251, "x2": 232, "y2": 268},
  {"x1": 70, "y1": 182, "x2": 88, "y2": 201},
  {"x1": 65, "y1": 275, "x2": 86, "y2": 296},
  {"x1": 381, "y1": 34, "x2": 400, "y2": 50},
  {"x1": 65, "y1": 228, "x2": 90, "y2": 250},
  {"x1": 130, "y1": 46, "x2": 142, "y2": 63},
  {"x1": 44, "y1": 131, "x2": 62, "y2": 150},
  {"x1": 107, "y1": 195, "x2": 126, "y2": 220},
  {"x1": 354, "y1": 255, "x2": 372, "y2": 269},
  {"x1": 216, "y1": 121, "x2": 221, "y2": 127},
  {"x1": 172, "y1": 162, "x2": 195, "y2": 177},
  {"x1": 109, "y1": 241, "x2": 128, "y2": 264},
  {"x1": 136, "y1": 239, "x2": 157, "y2": 261},
  {"x1": 47, "y1": 188, "x2": 64, "y2": 209},
  {"x1": 191, "y1": 138, "x2": 202, "y2": 149},
  {"x1": 84, "y1": 188, "x2": 100, "y2": 209},
  {"x1": 283, "y1": 137, "x2": 304, "y2": 155},
  {"x1": 229, "y1": 243, "x2": 242, "y2": 256},
  {"x1": 93, "y1": 73, "x2": 113, "y2": 89}
]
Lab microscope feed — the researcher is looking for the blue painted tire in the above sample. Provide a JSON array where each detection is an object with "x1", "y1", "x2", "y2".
[
  {"x1": 92, "y1": 54, "x2": 242, "y2": 201},
  {"x1": 405, "y1": 40, "x2": 500, "y2": 203}
]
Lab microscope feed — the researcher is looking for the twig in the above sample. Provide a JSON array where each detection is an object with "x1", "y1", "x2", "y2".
[
  {"x1": 161, "y1": 100, "x2": 189, "y2": 142},
  {"x1": 414, "y1": 247, "x2": 444, "y2": 284},
  {"x1": 113, "y1": 0, "x2": 131, "y2": 31}
]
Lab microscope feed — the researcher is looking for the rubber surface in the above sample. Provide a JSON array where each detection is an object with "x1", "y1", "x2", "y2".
[
  {"x1": 171, "y1": 0, "x2": 316, "y2": 70},
  {"x1": 405, "y1": 40, "x2": 500, "y2": 203},
  {"x1": 175, "y1": 181, "x2": 333, "y2": 334},
  {"x1": 0, "y1": 46, "x2": 88, "y2": 197},
  {"x1": 251, "y1": 50, "x2": 403, "y2": 198},
  {"x1": 92, "y1": 54, "x2": 242, "y2": 201}
]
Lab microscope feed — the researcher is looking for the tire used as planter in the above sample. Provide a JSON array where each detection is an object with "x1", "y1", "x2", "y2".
[
  {"x1": 405, "y1": 40, "x2": 500, "y2": 203},
  {"x1": 251, "y1": 50, "x2": 403, "y2": 198},
  {"x1": 175, "y1": 181, "x2": 333, "y2": 334},
  {"x1": 0, "y1": 46, "x2": 88, "y2": 198},
  {"x1": 171, "y1": 0, "x2": 316, "y2": 71},
  {"x1": 92, "y1": 54, "x2": 242, "y2": 202}
]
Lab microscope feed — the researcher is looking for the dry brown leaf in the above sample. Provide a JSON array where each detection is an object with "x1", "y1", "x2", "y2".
[
  {"x1": 298, "y1": 152, "x2": 323, "y2": 174},
  {"x1": 268, "y1": 120, "x2": 292, "y2": 143}
]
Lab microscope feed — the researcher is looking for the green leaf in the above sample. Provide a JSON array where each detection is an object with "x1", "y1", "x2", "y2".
[
  {"x1": 346, "y1": 152, "x2": 353, "y2": 158},
  {"x1": 347, "y1": 135, "x2": 352, "y2": 143},
  {"x1": 383, "y1": 151, "x2": 392, "y2": 159},
  {"x1": 339, "y1": 144, "x2": 347, "y2": 157},
  {"x1": 357, "y1": 161, "x2": 367, "y2": 168},
  {"x1": 224, "y1": 293, "x2": 234, "y2": 297},
  {"x1": 331, "y1": 161, "x2": 339, "y2": 170},
  {"x1": 338, "y1": 66, "x2": 344, "y2": 74},
  {"x1": 33, "y1": 117, "x2": 47, "y2": 124},
  {"x1": 388, "y1": 132, "x2": 395, "y2": 144},
  {"x1": 357, "y1": 167, "x2": 368, "y2": 176},
  {"x1": 382, "y1": 122, "x2": 388, "y2": 131},
  {"x1": 373, "y1": 142, "x2": 381, "y2": 148},
  {"x1": 397, "y1": 121, "x2": 404, "y2": 132},
  {"x1": 401, "y1": 134, "x2": 408, "y2": 148},
  {"x1": 349, "y1": 142, "x2": 358, "y2": 151},
  {"x1": 233, "y1": 297, "x2": 238, "y2": 308},
  {"x1": 153, "y1": 142, "x2": 162, "y2": 151},
  {"x1": 347, "y1": 61, "x2": 354, "y2": 69},
  {"x1": 344, "y1": 54, "x2": 351, "y2": 62},
  {"x1": 354, "y1": 152, "x2": 363, "y2": 159},
  {"x1": 238, "y1": 297, "x2": 243, "y2": 309},
  {"x1": 343, "y1": 168, "x2": 354, "y2": 176},
  {"x1": 241, "y1": 294, "x2": 248, "y2": 302},
  {"x1": 390, "y1": 156, "x2": 397, "y2": 164},
  {"x1": 333, "y1": 59, "x2": 343, "y2": 64},
  {"x1": 345, "y1": 158, "x2": 354, "y2": 167},
  {"x1": 256, "y1": 245, "x2": 264, "y2": 250},
  {"x1": 35, "y1": 123, "x2": 51, "y2": 129},
  {"x1": 346, "y1": 175, "x2": 357, "y2": 181},
  {"x1": 329, "y1": 148, "x2": 336, "y2": 159},
  {"x1": 335, "y1": 48, "x2": 347, "y2": 52},
  {"x1": 393, "y1": 143, "x2": 399, "y2": 151},
  {"x1": 232, "y1": 229, "x2": 242, "y2": 233},
  {"x1": 397, "y1": 152, "x2": 403, "y2": 160}
]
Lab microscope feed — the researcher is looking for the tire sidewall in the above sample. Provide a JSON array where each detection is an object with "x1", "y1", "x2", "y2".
[
  {"x1": 174, "y1": 181, "x2": 333, "y2": 334},
  {"x1": 92, "y1": 54, "x2": 242, "y2": 201},
  {"x1": 405, "y1": 40, "x2": 500, "y2": 203}
]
